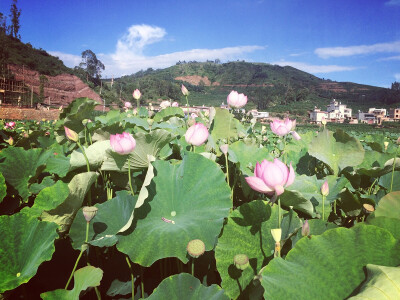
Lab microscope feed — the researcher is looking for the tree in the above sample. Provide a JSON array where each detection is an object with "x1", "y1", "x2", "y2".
[
  {"x1": 0, "y1": 12, "x2": 7, "y2": 34},
  {"x1": 79, "y1": 49, "x2": 105, "y2": 82},
  {"x1": 391, "y1": 81, "x2": 400, "y2": 91},
  {"x1": 9, "y1": 0, "x2": 21, "y2": 39}
]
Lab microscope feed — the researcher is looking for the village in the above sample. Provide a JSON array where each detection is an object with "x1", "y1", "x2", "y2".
[{"x1": 308, "y1": 99, "x2": 400, "y2": 125}]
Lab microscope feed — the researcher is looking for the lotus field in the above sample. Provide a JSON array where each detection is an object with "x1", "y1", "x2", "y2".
[{"x1": 0, "y1": 90, "x2": 399, "y2": 300}]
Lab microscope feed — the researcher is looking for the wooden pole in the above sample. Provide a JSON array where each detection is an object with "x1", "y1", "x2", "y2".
[{"x1": 31, "y1": 86, "x2": 33, "y2": 107}]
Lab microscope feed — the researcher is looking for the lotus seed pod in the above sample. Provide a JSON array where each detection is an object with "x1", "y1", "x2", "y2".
[
  {"x1": 234, "y1": 254, "x2": 249, "y2": 270},
  {"x1": 187, "y1": 239, "x2": 205, "y2": 258},
  {"x1": 363, "y1": 203, "x2": 375, "y2": 214},
  {"x1": 82, "y1": 206, "x2": 98, "y2": 222},
  {"x1": 271, "y1": 228, "x2": 282, "y2": 243}
]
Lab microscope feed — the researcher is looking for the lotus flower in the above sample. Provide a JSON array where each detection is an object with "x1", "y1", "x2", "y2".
[
  {"x1": 172, "y1": 101, "x2": 179, "y2": 107},
  {"x1": 227, "y1": 90, "x2": 247, "y2": 109},
  {"x1": 185, "y1": 123, "x2": 209, "y2": 146},
  {"x1": 124, "y1": 101, "x2": 132, "y2": 109},
  {"x1": 160, "y1": 100, "x2": 171, "y2": 109},
  {"x1": 270, "y1": 118, "x2": 295, "y2": 136},
  {"x1": 301, "y1": 220, "x2": 310, "y2": 237},
  {"x1": 64, "y1": 126, "x2": 79, "y2": 142},
  {"x1": 132, "y1": 89, "x2": 141, "y2": 100},
  {"x1": 5, "y1": 121, "x2": 16, "y2": 130},
  {"x1": 181, "y1": 84, "x2": 189, "y2": 96},
  {"x1": 245, "y1": 158, "x2": 295, "y2": 196},
  {"x1": 110, "y1": 132, "x2": 136, "y2": 155}
]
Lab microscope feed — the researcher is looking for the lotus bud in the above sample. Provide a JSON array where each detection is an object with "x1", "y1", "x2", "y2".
[
  {"x1": 82, "y1": 206, "x2": 98, "y2": 222},
  {"x1": 301, "y1": 220, "x2": 310, "y2": 237},
  {"x1": 271, "y1": 228, "x2": 282, "y2": 243},
  {"x1": 220, "y1": 144, "x2": 229, "y2": 155},
  {"x1": 6, "y1": 136, "x2": 13, "y2": 145},
  {"x1": 187, "y1": 239, "x2": 205, "y2": 258},
  {"x1": 172, "y1": 101, "x2": 179, "y2": 107},
  {"x1": 233, "y1": 254, "x2": 249, "y2": 270},
  {"x1": 133, "y1": 108, "x2": 138, "y2": 115},
  {"x1": 384, "y1": 141, "x2": 389, "y2": 151},
  {"x1": 261, "y1": 125, "x2": 267, "y2": 134},
  {"x1": 124, "y1": 101, "x2": 132, "y2": 109},
  {"x1": 321, "y1": 181, "x2": 329, "y2": 196},
  {"x1": 132, "y1": 89, "x2": 141, "y2": 100},
  {"x1": 291, "y1": 131, "x2": 301, "y2": 140},
  {"x1": 59, "y1": 105, "x2": 63, "y2": 110},
  {"x1": 321, "y1": 117, "x2": 327, "y2": 125},
  {"x1": 181, "y1": 84, "x2": 189, "y2": 96},
  {"x1": 250, "y1": 118, "x2": 257, "y2": 126},
  {"x1": 64, "y1": 126, "x2": 79, "y2": 142},
  {"x1": 147, "y1": 119, "x2": 154, "y2": 126}
]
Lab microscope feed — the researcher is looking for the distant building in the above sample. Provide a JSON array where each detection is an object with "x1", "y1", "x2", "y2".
[
  {"x1": 326, "y1": 99, "x2": 352, "y2": 119},
  {"x1": 388, "y1": 108, "x2": 400, "y2": 120},
  {"x1": 309, "y1": 108, "x2": 328, "y2": 123},
  {"x1": 356, "y1": 111, "x2": 376, "y2": 124},
  {"x1": 368, "y1": 108, "x2": 388, "y2": 124},
  {"x1": 249, "y1": 109, "x2": 269, "y2": 119}
]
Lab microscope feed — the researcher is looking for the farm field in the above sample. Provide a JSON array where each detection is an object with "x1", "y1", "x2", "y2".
[{"x1": 0, "y1": 95, "x2": 399, "y2": 300}]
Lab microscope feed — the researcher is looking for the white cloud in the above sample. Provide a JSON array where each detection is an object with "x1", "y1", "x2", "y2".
[
  {"x1": 315, "y1": 41, "x2": 400, "y2": 58},
  {"x1": 48, "y1": 51, "x2": 81, "y2": 68},
  {"x1": 271, "y1": 60, "x2": 357, "y2": 73},
  {"x1": 52, "y1": 24, "x2": 265, "y2": 77},
  {"x1": 378, "y1": 55, "x2": 400, "y2": 61},
  {"x1": 385, "y1": 0, "x2": 400, "y2": 6},
  {"x1": 395, "y1": 73, "x2": 400, "y2": 80},
  {"x1": 289, "y1": 52, "x2": 307, "y2": 57}
]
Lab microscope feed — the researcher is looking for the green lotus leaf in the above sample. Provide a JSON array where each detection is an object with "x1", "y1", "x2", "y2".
[
  {"x1": 0, "y1": 147, "x2": 52, "y2": 200},
  {"x1": 0, "y1": 214, "x2": 58, "y2": 293},
  {"x1": 69, "y1": 190, "x2": 137, "y2": 249},
  {"x1": 148, "y1": 273, "x2": 228, "y2": 300},
  {"x1": 153, "y1": 107, "x2": 184, "y2": 123},
  {"x1": 29, "y1": 176, "x2": 55, "y2": 194},
  {"x1": 229, "y1": 141, "x2": 274, "y2": 176},
  {"x1": 308, "y1": 129, "x2": 364, "y2": 175},
  {"x1": 286, "y1": 131, "x2": 315, "y2": 167},
  {"x1": 215, "y1": 201, "x2": 277, "y2": 299},
  {"x1": 117, "y1": 152, "x2": 231, "y2": 267},
  {"x1": 348, "y1": 264, "x2": 400, "y2": 299},
  {"x1": 101, "y1": 129, "x2": 175, "y2": 172},
  {"x1": 69, "y1": 140, "x2": 111, "y2": 172},
  {"x1": 40, "y1": 266, "x2": 103, "y2": 300},
  {"x1": 281, "y1": 208, "x2": 302, "y2": 240},
  {"x1": 367, "y1": 217, "x2": 400, "y2": 240},
  {"x1": 261, "y1": 224, "x2": 400, "y2": 300},
  {"x1": 123, "y1": 116, "x2": 150, "y2": 130},
  {"x1": 45, "y1": 153, "x2": 71, "y2": 177},
  {"x1": 210, "y1": 108, "x2": 238, "y2": 141},
  {"x1": 378, "y1": 171, "x2": 400, "y2": 192},
  {"x1": 356, "y1": 150, "x2": 394, "y2": 177},
  {"x1": 95, "y1": 109, "x2": 122, "y2": 125},
  {"x1": 0, "y1": 172, "x2": 6, "y2": 204},
  {"x1": 374, "y1": 191, "x2": 400, "y2": 220},
  {"x1": 106, "y1": 279, "x2": 133, "y2": 297},
  {"x1": 60, "y1": 97, "x2": 99, "y2": 133},
  {"x1": 41, "y1": 172, "x2": 98, "y2": 233},
  {"x1": 21, "y1": 180, "x2": 69, "y2": 218}
]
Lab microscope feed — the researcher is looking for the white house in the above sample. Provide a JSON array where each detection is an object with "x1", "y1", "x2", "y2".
[
  {"x1": 326, "y1": 99, "x2": 352, "y2": 119},
  {"x1": 249, "y1": 109, "x2": 269, "y2": 119},
  {"x1": 309, "y1": 108, "x2": 328, "y2": 123},
  {"x1": 356, "y1": 111, "x2": 376, "y2": 124}
]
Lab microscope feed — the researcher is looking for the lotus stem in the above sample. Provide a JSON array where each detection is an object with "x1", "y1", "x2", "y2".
[
  {"x1": 65, "y1": 221, "x2": 90, "y2": 289},
  {"x1": 191, "y1": 258, "x2": 194, "y2": 276},
  {"x1": 390, "y1": 147, "x2": 399, "y2": 193},
  {"x1": 128, "y1": 156, "x2": 134, "y2": 196},
  {"x1": 125, "y1": 256, "x2": 135, "y2": 300},
  {"x1": 368, "y1": 178, "x2": 378, "y2": 195},
  {"x1": 77, "y1": 142, "x2": 91, "y2": 205},
  {"x1": 322, "y1": 195, "x2": 325, "y2": 221},
  {"x1": 140, "y1": 266, "x2": 145, "y2": 298},
  {"x1": 225, "y1": 153, "x2": 230, "y2": 188},
  {"x1": 278, "y1": 198, "x2": 281, "y2": 228}
]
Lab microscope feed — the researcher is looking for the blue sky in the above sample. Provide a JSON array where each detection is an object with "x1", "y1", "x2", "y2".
[{"x1": 1, "y1": 0, "x2": 400, "y2": 87}]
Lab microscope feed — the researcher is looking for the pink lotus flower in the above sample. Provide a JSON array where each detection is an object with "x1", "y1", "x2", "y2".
[
  {"x1": 125, "y1": 102, "x2": 132, "y2": 108},
  {"x1": 172, "y1": 102, "x2": 179, "y2": 107},
  {"x1": 227, "y1": 90, "x2": 247, "y2": 109},
  {"x1": 270, "y1": 118, "x2": 295, "y2": 136},
  {"x1": 301, "y1": 220, "x2": 310, "y2": 237},
  {"x1": 110, "y1": 132, "x2": 136, "y2": 155},
  {"x1": 185, "y1": 123, "x2": 209, "y2": 146},
  {"x1": 321, "y1": 181, "x2": 329, "y2": 196},
  {"x1": 190, "y1": 113, "x2": 198, "y2": 119},
  {"x1": 291, "y1": 131, "x2": 301, "y2": 140},
  {"x1": 160, "y1": 100, "x2": 171, "y2": 109},
  {"x1": 245, "y1": 158, "x2": 295, "y2": 196},
  {"x1": 181, "y1": 84, "x2": 189, "y2": 96},
  {"x1": 5, "y1": 121, "x2": 16, "y2": 130},
  {"x1": 64, "y1": 126, "x2": 79, "y2": 142},
  {"x1": 5, "y1": 136, "x2": 13, "y2": 145},
  {"x1": 132, "y1": 89, "x2": 141, "y2": 100}
]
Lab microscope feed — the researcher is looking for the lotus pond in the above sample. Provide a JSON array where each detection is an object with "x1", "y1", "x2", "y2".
[{"x1": 0, "y1": 97, "x2": 399, "y2": 300}]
